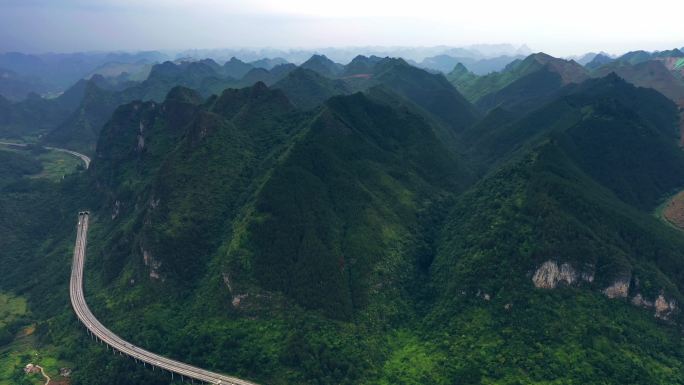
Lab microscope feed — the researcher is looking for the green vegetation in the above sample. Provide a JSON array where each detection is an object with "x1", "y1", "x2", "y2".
[
  {"x1": 30, "y1": 150, "x2": 82, "y2": 181},
  {"x1": 4, "y1": 52, "x2": 684, "y2": 385},
  {"x1": 273, "y1": 67, "x2": 350, "y2": 109},
  {"x1": 0, "y1": 293, "x2": 27, "y2": 330},
  {"x1": 447, "y1": 53, "x2": 589, "y2": 114},
  {"x1": 0, "y1": 145, "x2": 91, "y2": 384},
  {"x1": 0, "y1": 333, "x2": 72, "y2": 385},
  {"x1": 0, "y1": 145, "x2": 83, "y2": 182},
  {"x1": 591, "y1": 60, "x2": 684, "y2": 104}
]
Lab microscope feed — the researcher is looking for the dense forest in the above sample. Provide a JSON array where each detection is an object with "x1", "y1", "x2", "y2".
[{"x1": 2, "y1": 47, "x2": 684, "y2": 384}]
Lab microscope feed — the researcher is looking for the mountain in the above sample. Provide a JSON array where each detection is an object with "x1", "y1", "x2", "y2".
[
  {"x1": 593, "y1": 60, "x2": 684, "y2": 105},
  {"x1": 0, "y1": 67, "x2": 53, "y2": 101},
  {"x1": 0, "y1": 51, "x2": 166, "y2": 92},
  {"x1": 6, "y1": 53, "x2": 684, "y2": 385},
  {"x1": 574, "y1": 52, "x2": 599, "y2": 65},
  {"x1": 300, "y1": 54, "x2": 345, "y2": 78},
  {"x1": 138, "y1": 60, "x2": 235, "y2": 101},
  {"x1": 54, "y1": 58, "x2": 275, "y2": 149},
  {"x1": 237, "y1": 65, "x2": 296, "y2": 87},
  {"x1": 585, "y1": 53, "x2": 614, "y2": 70},
  {"x1": 367, "y1": 58, "x2": 480, "y2": 131},
  {"x1": 433, "y1": 75, "x2": 684, "y2": 338},
  {"x1": 609, "y1": 49, "x2": 684, "y2": 67},
  {"x1": 450, "y1": 53, "x2": 589, "y2": 104},
  {"x1": 342, "y1": 55, "x2": 384, "y2": 76},
  {"x1": 446, "y1": 63, "x2": 479, "y2": 89},
  {"x1": 430, "y1": 104, "x2": 684, "y2": 383},
  {"x1": 72, "y1": 72, "x2": 684, "y2": 385},
  {"x1": 222, "y1": 57, "x2": 254, "y2": 79},
  {"x1": 227, "y1": 92, "x2": 469, "y2": 318},
  {"x1": 419, "y1": 54, "x2": 523, "y2": 75},
  {"x1": 0, "y1": 78, "x2": 89, "y2": 138},
  {"x1": 87, "y1": 61, "x2": 153, "y2": 82},
  {"x1": 1, "y1": 58, "x2": 246, "y2": 152},
  {"x1": 474, "y1": 65, "x2": 570, "y2": 114},
  {"x1": 450, "y1": 53, "x2": 589, "y2": 114},
  {"x1": 42, "y1": 80, "x2": 125, "y2": 154},
  {"x1": 653, "y1": 48, "x2": 684, "y2": 59},
  {"x1": 250, "y1": 57, "x2": 289, "y2": 70},
  {"x1": 90, "y1": 81, "x2": 470, "y2": 317},
  {"x1": 464, "y1": 73, "x2": 681, "y2": 169},
  {"x1": 419, "y1": 54, "x2": 477, "y2": 73},
  {"x1": 617, "y1": 50, "x2": 653, "y2": 65},
  {"x1": 0, "y1": 56, "x2": 299, "y2": 154},
  {"x1": 273, "y1": 68, "x2": 351, "y2": 109}
]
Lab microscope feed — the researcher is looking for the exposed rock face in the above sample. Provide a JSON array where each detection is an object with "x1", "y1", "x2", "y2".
[
  {"x1": 532, "y1": 261, "x2": 677, "y2": 320},
  {"x1": 602, "y1": 279, "x2": 630, "y2": 298},
  {"x1": 232, "y1": 294, "x2": 248, "y2": 308},
  {"x1": 142, "y1": 249, "x2": 162, "y2": 280},
  {"x1": 654, "y1": 294, "x2": 677, "y2": 320},
  {"x1": 532, "y1": 260, "x2": 587, "y2": 288},
  {"x1": 632, "y1": 292, "x2": 677, "y2": 320},
  {"x1": 222, "y1": 272, "x2": 233, "y2": 292},
  {"x1": 631, "y1": 293, "x2": 654, "y2": 308},
  {"x1": 136, "y1": 121, "x2": 145, "y2": 151},
  {"x1": 111, "y1": 200, "x2": 121, "y2": 220},
  {"x1": 580, "y1": 270, "x2": 595, "y2": 283}
]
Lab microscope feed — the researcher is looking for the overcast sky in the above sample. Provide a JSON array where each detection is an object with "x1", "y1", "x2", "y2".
[{"x1": 1, "y1": 0, "x2": 682, "y2": 56}]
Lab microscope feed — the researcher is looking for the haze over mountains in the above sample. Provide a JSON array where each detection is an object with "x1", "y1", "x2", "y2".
[
  {"x1": 3, "y1": 45, "x2": 683, "y2": 153},
  {"x1": 3, "y1": 41, "x2": 684, "y2": 385}
]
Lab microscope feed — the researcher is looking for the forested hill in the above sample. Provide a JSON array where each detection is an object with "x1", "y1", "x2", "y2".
[{"x1": 3, "y1": 51, "x2": 684, "y2": 385}]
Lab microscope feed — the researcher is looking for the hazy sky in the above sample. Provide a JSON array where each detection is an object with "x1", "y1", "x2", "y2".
[{"x1": 1, "y1": 0, "x2": 682, "y2": 56}]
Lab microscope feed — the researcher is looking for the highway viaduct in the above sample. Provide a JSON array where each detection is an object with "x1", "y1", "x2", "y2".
[{"x1": 70, "y1": 211, "x2": 259, "y2": 385}]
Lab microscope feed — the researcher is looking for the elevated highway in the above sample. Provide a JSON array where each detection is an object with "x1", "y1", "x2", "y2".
[
  {"x1": 0, "y1": 141, "x2": 91, "y2": 168},
  {"x1": 70, "y1": 211, "x2": 258, "y2": 385}
]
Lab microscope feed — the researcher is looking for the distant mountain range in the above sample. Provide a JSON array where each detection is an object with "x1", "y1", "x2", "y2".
[
  {"x1": 5, "y1": 43, "x2": 684, "y2": 385},
  {"x1": 444, "y1": 48, "x2": 684, "y2": 117},
  {"x1": 0, "y1": 45, "x2": 534, "y2": 100},
  {"x1": 414, "y1": 54, "x2": 525, "y2": 75},
  {"x1": 3, "y1": 47, "x2": 684, "y2": 156}
]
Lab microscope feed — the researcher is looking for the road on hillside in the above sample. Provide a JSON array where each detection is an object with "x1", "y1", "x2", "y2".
[
  {"x1": 0, "y1": 141, "x2": 91, "y2": 169},
  {"x1": 70, "y1": 212, "x2": 259, "y2": 385}
]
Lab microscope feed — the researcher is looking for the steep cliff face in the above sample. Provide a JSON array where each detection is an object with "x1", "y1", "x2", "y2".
[{"x1": 532, "y1": 260, "x2": 593, "y2": 289}]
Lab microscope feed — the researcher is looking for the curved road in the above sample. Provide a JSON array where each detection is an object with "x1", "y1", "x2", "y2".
[
  {"x1": 0, "y1": 141, "x2": 91, "y2": 169},
  {"x1": 71, "y1": 214, "x2": 259, "y2": 385}
]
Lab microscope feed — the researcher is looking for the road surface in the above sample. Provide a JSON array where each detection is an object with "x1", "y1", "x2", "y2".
[
  {"x1": 0, "y1": 141, "x2": 90, "y2": 169},
  {"x1": 70, "y1": 212, "x2": 259, "y2": 385}
]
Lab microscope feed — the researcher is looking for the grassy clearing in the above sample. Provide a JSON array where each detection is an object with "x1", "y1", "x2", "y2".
[
  {"x1": 654, "y1": 190, "x2": 684, "y2": 232},
  {"x1": 0, "y1": 144, "x2": 82, "y2": 181},
  {"x1": 31, "y1": 150, "x2": 82, "y2": 181}
]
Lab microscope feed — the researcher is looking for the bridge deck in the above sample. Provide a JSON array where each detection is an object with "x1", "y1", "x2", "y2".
[{"x1": 70, "y1": 212, "x2": 258, "y2": 385}]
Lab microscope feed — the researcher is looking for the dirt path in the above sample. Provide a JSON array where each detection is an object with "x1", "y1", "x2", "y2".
[{"x1": 35, "y1": 365, "x2": 50, "y2": 385}]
